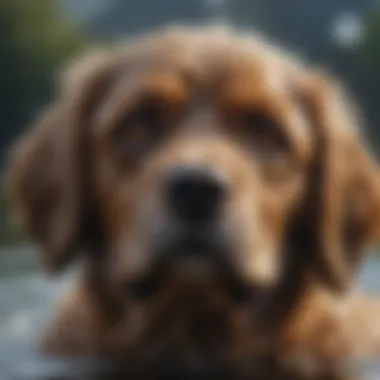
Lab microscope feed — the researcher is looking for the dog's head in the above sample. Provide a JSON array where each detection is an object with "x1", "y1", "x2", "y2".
[{"x1": 7, "y1": 26, "x2": 380, "y2": 303}]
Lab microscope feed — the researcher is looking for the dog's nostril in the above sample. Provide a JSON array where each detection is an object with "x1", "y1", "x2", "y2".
[{"x1": 166, "y1": 167, "x2": 226, "y2": 224}]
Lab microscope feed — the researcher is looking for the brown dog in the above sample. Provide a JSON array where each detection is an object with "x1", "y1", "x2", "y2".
[{"x1": 6, "y1": 25, "x2": 380, "y2": 379}]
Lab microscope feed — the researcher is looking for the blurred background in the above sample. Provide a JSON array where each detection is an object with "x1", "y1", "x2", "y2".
[{"x1": 1, "y1": 1, "x2": 380, "y2": 379}]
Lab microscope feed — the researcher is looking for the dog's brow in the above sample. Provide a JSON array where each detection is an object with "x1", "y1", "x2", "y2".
[{"x1": 95, "y1": 70, "x2": 188, "y2": 133}]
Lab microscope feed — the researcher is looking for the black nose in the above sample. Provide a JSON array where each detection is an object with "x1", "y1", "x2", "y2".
[{"x1": 166, "y1": 167, "x2": 226, "y2": 225}]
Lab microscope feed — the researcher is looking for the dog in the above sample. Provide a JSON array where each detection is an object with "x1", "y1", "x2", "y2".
[{"x1": 6, "y1": 25, "x2": 380, "y2": 379}]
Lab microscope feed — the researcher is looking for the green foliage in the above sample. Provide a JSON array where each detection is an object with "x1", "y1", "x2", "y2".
[
  {"x1": 0, "y1": 0, "x2": 85, "y2": 159},
  {"x1": 0, "y1": 0, "x2": 86, "y2": 244}
]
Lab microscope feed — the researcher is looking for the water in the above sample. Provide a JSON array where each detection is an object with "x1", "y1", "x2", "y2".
[
  {"x1": 0, "y1": 246, "x2": 379, "y2": 379},
  {"x1": 0, "y1": 247, "x2": 109, "y2": 380}
]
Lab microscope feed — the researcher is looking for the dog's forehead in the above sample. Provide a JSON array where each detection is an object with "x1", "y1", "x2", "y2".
[
  {"x1": 121, "y1": 27, "x2": 302, "y2": 93},
  {"x1": 93, "y1": 28, "x2": 313, "y2": 161}
]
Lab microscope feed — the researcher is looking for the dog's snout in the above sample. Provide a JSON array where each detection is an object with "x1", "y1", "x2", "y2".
[{"x1": 166, "y1": 167, "x2": 226, "y2": 225}]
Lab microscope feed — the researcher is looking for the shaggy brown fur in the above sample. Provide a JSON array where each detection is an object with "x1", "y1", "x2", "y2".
[{"x1": 6, "y1": 25, "x2": 380, "y2": 379}]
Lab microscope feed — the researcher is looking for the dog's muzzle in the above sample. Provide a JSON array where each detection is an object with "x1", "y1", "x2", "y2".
[
  {"x1": 165, "y1": 165, "x2": 227, "y2": 226},
  {"x1": 127, "y1": 165, "x2": 254, "y2": 301}
]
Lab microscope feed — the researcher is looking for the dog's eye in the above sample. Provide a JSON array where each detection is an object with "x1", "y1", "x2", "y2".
[
  {"x1": 129, "y1": 101, "x2": 164, "y2": 137},
  {"x1": 242, "y1": 111, "x2": 282, "y2": 141},
  {"x1": 239, "y1": 110, "x2": 302, "y2": 181},
  {"x1": 241, "y1": 111, "x2": 288, "y2": 158},
  {"x1": 113, "y1": 99, "x2": 166, "y2": 157}
]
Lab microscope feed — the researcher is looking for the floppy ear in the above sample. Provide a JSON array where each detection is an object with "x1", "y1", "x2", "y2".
[
  {"x1": 296, "y1": 72, "x2": 380, "y2": 292},
  {"x1": 5, "y1": 50, "x2": 117, "y2": 273}
]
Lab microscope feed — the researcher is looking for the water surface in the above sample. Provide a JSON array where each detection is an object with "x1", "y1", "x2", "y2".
[{"x1": 0, "y1": 246, "x2": 379, "y2": 379}]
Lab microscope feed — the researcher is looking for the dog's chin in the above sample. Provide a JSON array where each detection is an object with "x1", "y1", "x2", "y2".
[
  {"x1": 128, "y1": 236, "x2": 253, "y2": 302},
  {"x1": 168, "y1": 253, "x2": 218, "y2": 280}
]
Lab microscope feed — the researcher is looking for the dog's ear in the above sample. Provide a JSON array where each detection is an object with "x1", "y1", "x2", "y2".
[
  {"x1": 5, "y1": 50, "x2": 117, "y2": 273},
  {"x1": 295, "y1": 72, "x2": 380, "y2": 292}
]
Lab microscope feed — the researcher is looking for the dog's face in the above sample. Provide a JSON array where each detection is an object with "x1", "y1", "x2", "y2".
[
  {"x1": 91, "y1": 43, "x2": 312, "y2": 299},
  {"x1": 7, "y1": 26, "x2": 380, "y2": 303}
]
